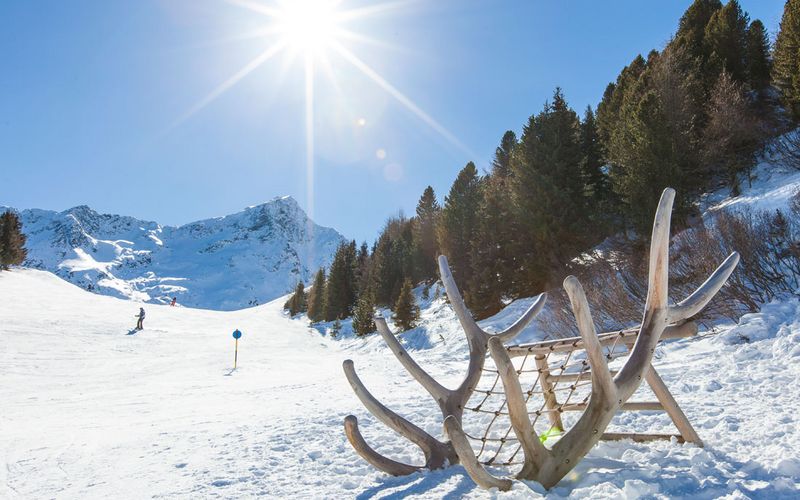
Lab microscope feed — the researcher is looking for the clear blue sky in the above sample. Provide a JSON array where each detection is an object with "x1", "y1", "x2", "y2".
[{"x1": 0, "y1": 1, "x2": 786, "y2": 243}]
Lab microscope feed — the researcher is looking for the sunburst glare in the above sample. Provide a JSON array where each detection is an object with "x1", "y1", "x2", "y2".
[
  {"x1": 274, "y1": 0, "x2": 340, "y2": 54},
  {"x1": 173, "y1": 0, "x2": 472, "y2": 222}
]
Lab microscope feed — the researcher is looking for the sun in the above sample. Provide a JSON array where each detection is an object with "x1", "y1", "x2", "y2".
[
  {"x1": 274, "y1": 0, "x2": 341, "y2": 54},
  {"x1": 175, "y1": 0, "x2": 473, "y2": 159}
]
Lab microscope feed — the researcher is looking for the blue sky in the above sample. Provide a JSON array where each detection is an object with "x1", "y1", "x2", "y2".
[{"x1": 0, "y1": 0, "x2": 786, "y2": 243}]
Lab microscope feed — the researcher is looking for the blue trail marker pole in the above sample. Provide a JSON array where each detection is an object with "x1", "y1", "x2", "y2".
[{"x1": 232, "y1": 329, "x2": 242, "y2": 369}]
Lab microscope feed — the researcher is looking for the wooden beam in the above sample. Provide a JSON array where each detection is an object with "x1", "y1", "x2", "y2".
[
  {"x1": 547, "y1": 369, "x2": 619, "y2": 383},
  {"x1": 506, "y1": 321, "x2": 698, "y2": 357},
  {"x1": 644, "y1": 365, "x2": 703, "y2": 447},
  {"x1": 601, "y1": 432, "x2": 685, "y2": 443},
  {"x1": 559, "y1": 401, "x2": 663, "y2": 412},
  {"x1": 535, "y1": 354, "x2": 565, "y2": 430}
]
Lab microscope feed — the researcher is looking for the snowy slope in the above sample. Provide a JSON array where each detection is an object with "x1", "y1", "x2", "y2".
[
  {"x1": 2, "y1": 267, "x2": 799, "y2": 498},
  {"x1": 3, "y1": 197, "x2": 344, "y2": 310},
  {"x1": 701, "y1": 160, "x2": 800, "y2": 215},
  {"x1": 3, "y1": 159, "x2": 800, "y2": 498}
]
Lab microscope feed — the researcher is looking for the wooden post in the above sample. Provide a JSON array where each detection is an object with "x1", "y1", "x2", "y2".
[
  {"x1": 534, "y1": 354, "x2": 564, "y2": 432},
  {"x1": 644, "y1": 365, "x2": 703, "y2": 446}
]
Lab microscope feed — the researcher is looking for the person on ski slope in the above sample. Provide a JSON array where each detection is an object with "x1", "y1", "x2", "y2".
[
  {"x1": 170, "y1": 297, "x2": 177, "y2": 307},
  {"x1": 135, "y1": 307, "x2": 145, "y2": 330}
]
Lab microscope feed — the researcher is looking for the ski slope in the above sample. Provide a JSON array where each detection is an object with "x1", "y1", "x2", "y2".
[
  {"x1": 2, "y1": 269, "x2": 800, "y2": 499},
  {"x1": 0, "y1": 269, "x2": 355, "y2": 498}
]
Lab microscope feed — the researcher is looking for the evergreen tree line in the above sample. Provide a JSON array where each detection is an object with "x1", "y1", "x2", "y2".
[
  {"x1": 286, "y1": 0, "x2": 800, "y2": 331},
  {"x1": 284, "y1": 235, "x2": 420, "y2": 336},
  {"x1": 0, "y1": 211, "x2": 27, "y2": 271}
]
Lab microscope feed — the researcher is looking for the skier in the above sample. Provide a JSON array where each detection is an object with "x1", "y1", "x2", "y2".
[
  {"x1": 170, "y1": 297, "x2": 177, "y2": 307},
  {"x1": 135, "y1": 307, "x2": 145, "y2": 330}
]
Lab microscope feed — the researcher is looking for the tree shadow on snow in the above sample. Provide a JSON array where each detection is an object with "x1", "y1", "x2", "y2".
[
  {"x1": 547, "y1": 444, "x2": 799, "y2": 499},
  {"x1": 126, "y1": 328, "x2": 139, "y2": 335},
  {"x1": 354, "y1": 444, "x2": 798, "y2": 499},
  {"x1": 355, "y1": 468, "x2": 497, "y2": 500}
]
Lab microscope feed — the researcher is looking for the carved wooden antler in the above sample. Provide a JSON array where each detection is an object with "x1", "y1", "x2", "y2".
[
  {"x1": 443, "y1": 187, "x2": 740, "y2": 490},
  {"x1": 342, "y1": 257, "x2": 547, "y2": 476}
]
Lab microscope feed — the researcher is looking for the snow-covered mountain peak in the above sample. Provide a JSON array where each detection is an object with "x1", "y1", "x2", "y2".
[{"x1": 8, "y1": 199, "x2": 345, "y2": 310}]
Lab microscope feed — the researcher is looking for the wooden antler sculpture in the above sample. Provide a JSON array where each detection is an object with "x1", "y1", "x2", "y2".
[
  {"x1": 443, "y1": 188, "x2": 740, "y2": 490},
  {"x1": 342, "y1": 260, "x2": 547, "y2": 475}
]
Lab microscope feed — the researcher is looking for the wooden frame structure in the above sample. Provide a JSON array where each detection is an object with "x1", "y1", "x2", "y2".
[
  {"x1": 342, "y1": 188, "x2": 739, "y2": 490},
  {"x1": 504, "y1": 323, "x2": 703, "y2": 446}
]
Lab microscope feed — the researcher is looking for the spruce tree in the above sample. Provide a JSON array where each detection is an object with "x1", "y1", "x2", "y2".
[
  {"x1": 491, "y1": 130, "x2": 517, "y2": 177},
  {"x1": 370, "y1": 216, "x2": 415, "y2": 306},
  {"x1": 773, "y1": 0, "x2": 800, "y2": 119},
  {"x1": 596, "y1": 55, "x2": 648, "y2": 159},
  {"x1": 352, "y1": 293, "x2": 377, "y2": 336},
  {"x1": 610, "y1": 87, "x2": 685, "y2": 235},
  {"x1": 746, "y1": 19, "x2": 771, "y2": 91},
  {"x1": 412, "y1": 186, "x2": 441, "y2": 281},
  {"x1": 323, "y1": 241, "x2": 357, "y2": 320},
  {"x1": 580, "y1": 106, "x2": 610, "y2": 214},
  {"x1": 369, "y1": 232, "x2": 394, "y2": 306},
  {"x1": 437, "y1": 162, "x2": 482, "y2": 294},
  {"x1": 675, "y1": 0, "x2": 723, "y2": 60},
  {"x1": 510, "y1": 88, "x2": 589, "y2": 292},
  {"x1": 0, "y1": 211, "x2": 27, "y2": 270},
  {"x1": 467, "y1": 131, "x2": 520, "y2": 317},
  {"x1": 288, "y1": 282, "x2": 307, "y2": 316},
  {"x1": 306, "y1": 268, "x2": 326, "y2": 323},
  {"x1": 355, "y1": 241, "x2": 371, "y2": 296},
  {"x1": 467, "y1": 176, "x2": 511, "y2": 318},
  {"x1": 703, "y1": 0, "x2": 749, "y2": 84},
  {"x1": 392, "y1": 278, "x2": 419, "y2": 331}
]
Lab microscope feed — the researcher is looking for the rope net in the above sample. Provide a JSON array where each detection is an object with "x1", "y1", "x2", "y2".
[{"x1": 461, "y1": 330, "x2": 660, "y2": 467}]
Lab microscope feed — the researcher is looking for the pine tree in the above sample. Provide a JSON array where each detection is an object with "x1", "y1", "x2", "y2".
[
  {"x1": 286, "y1": 282, "x2": 307, "y2": 316},
  {"x1": 610, "y1": 87, "x2": 685, "y2": 235},
  {"x1": 492, "y1": 130, "x2": 517, "y2": 177},
  {"x1": 306, "y1": 268, "x2": 326, "y2": 323},
  {"x1": 746, "y1": 19, "x2": 771, "y2": 91},
  {"x1": 649, "y1": 44, "x2": 704, "y2": 183},
  {"x1": 510, "y1": 88, "x2": 589, "y2": 292},
  {"x1": 392, "y1": 278, "x2": 419, "y2": 331},
  {"x1": 467, "y1": 132, "x2": 520, "y2": 317},
  {"x1": 412, "y1": 186, "x2": 441, "y2": 281},
  {"x1": 437, "y1": 162, "x2": 482, "y2": 294},
  {"x1": 467, "y1": 176, "x2": 510, "y2": 318},
  {"x1": 580, "y1": 106, "x2": 610, "y2": 214},
  {"x1": 596, "y1": 55, "x2": 648, "y2": 160},
  {"x1": 323, "y1": 241, "x2": 357, "y2": 320},
  {"x1": 352, "y1": 293, "x2": 377, "y2": 336},
  {"x1": 773, "y1": 0, "x2": 800, "y2": 119},
  {"x1": 675, "y1": 0, "x2": 723, "y2": 60},
  {"x1": 703, "y1": 0, "x2": 749, "y2": 84},
  {"x1": 0, "y1": 211, "x2": 27, "y2": 270},
  {"x1": 355, "y1": 241, "x2": 370, "y2": 296},
  {"x1": 370, "y1": 216, "x2": 415, "y2": 306}
]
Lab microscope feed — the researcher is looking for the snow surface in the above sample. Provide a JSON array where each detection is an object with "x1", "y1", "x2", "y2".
[
  {"x1": 2, "y1": 268, "x2": 799, "y2": 499},
  {"x1": 701, "y1": 159, "x2": 800, "y2": 215},
  {"x1": 4, "y1": 152, "x2": 800, "y2": 498},
  {"x1": 1, "y1": 197, "x2": 344, "y2": 310}
]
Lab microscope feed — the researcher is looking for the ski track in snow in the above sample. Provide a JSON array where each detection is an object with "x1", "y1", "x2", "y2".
[{"x1": 1, "y1": 269, "x2": 799, "y2": 499}]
